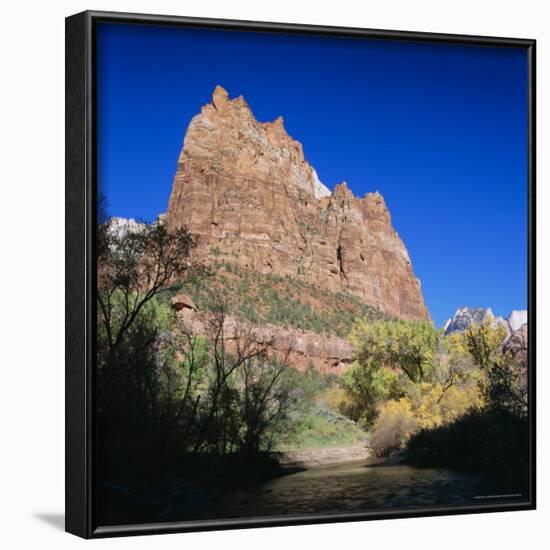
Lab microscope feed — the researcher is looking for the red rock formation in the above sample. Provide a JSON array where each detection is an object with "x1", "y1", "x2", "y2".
[
  {"x1": 175, "y1": 308, "x2": 353, "y2": 375},
  {"x1": 167, "y1": 85, "x2": 429, "y2": 321}
]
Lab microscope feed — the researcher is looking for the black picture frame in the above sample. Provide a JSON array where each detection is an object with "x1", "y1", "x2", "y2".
[{"x1": 65, "y1": 10, "x2": 536, "y2": 539}]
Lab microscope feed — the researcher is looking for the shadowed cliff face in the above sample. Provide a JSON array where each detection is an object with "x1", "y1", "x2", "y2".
[{"x1": 167, "y1": 85, "x2": 429, "y2": 321}]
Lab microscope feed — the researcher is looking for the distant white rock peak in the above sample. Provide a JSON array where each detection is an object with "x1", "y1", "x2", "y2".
[
  {"x1": 442, "y1": 306, "x2": 527, "y2": 336},
  {"x1": 508, "y1": 310, "x2": 528, "y2": 331},
  {"x1": 107, "y1": 214, "x2": 166, "y2": 238},
  {"x1": 108, "y1": 217, "x2": 145, "y2": 238}
]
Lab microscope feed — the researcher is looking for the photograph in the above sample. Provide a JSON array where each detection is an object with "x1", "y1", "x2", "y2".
[{"x1": 90, "y1": 15, "x2": 533, "y2": 530}]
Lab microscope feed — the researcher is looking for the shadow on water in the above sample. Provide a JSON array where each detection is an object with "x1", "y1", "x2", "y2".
[
  {"x1": 34, "y1": 513, "x2": 65, "y2": 531},
  {"x1": 194, "y1": 461, "x2": 528, "y2": 521},
  {"x1": 97, "y1": 459, "x2": 529, "y2": 526}
]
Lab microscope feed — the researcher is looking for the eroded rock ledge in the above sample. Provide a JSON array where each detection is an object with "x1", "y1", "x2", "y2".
[{"x1": 175, "y1": 306, "x2": 353, "y2": 375}]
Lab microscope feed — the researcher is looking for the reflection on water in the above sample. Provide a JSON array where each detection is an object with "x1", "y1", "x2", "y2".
[{"x1": 201, "y1": 461, "x2": 525, "y2": 520}]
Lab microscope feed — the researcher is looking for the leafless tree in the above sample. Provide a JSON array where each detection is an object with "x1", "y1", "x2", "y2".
[
  {"x1": 181, "y1": 303, "x2": 294, "y2": 455},
  {"x1": 239, "y1": 345, "x2": 293, "y2": 454}
]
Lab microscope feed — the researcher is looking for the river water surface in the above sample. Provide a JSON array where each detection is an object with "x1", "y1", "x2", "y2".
[{"x1": 200, "y1": 460, "x2": 524, "y2": 520}]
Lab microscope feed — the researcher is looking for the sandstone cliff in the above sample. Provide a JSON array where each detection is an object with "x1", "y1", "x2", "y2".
[{"x1": 167, "y1": 85, "x2": 429, "y2": 321}]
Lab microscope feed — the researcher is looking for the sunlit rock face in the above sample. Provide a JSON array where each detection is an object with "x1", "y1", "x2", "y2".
[{"x1": 167, "y1": 85, "x2": 429, "y2": 321}]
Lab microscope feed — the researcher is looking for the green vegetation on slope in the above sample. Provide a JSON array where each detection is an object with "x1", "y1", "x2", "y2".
[
  {"x1": 276, "y1": 365, "x2": 367, "y2": 451},
  {"x1": 280, "y1": 408, "x2": 367, "y2": 451},
  {"x1": 170, "y1": 261, "x2": 388, "y2": 338}
]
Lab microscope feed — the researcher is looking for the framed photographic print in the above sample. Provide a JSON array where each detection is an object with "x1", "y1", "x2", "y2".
[{"x1": 65, "y1": 10, "x2": 536, "y2": 538}]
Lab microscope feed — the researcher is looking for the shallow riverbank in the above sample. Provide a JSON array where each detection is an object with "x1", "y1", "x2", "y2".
[{"x1": 273, "y1": 443, "x2": 371, "y2": 469}]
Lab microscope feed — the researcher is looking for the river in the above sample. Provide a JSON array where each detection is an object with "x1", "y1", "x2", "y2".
[
  {"x1": 98, "y1": 458, "x2": 527, "y2": 525},
  {"x1": 196, "y1": 460, "x2": 525, "y2": 521}
]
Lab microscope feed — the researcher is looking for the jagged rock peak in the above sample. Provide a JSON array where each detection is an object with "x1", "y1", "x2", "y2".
[
  {"x1": 211, "y1": 85, "x2": 250, "y2": 113},
  {"x1": 269, "y1": 115, "x2": 285, "y2": 129},
  {"x1": 167, "y1": 89, "x2": 430, "y2": 320},
  {"x1": 212, "y1": 85, "x2": 229, "y2": 110},
  {"x1": 365, "y1": 190, "x2": 384, "y2": 202},
  {"x1": 443, "y1": 307, "x2": 495, "y2": 334},
  {"x1": 263, "y1": 115, "x2": 290, "y2": 141},
  {"x1": 364, "y1": 191, "x2": 390, "y2": 214},
  {"x1": 442, "y1": 306, "x2": 527, "y2": 335},
  {"x1": 181, "y1": 85, "x2": 331, "y2": 202},
  {"x1": 332, "y1": 181, "x2": 352, "y2": 197}
]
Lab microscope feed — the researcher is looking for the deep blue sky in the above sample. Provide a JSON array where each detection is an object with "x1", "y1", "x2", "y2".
[{"x1": 97, "y1": 23, "x2": 528, "y2": 327}]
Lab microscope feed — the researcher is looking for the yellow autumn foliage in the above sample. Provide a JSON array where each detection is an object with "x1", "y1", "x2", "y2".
[
  {"x1": 320, "y1": 386, "x2": 348, "y2": 412},
  {"x1": 413, "y1": 383, "x2": 444, "y2": 429},
  {"x1": 371, "y1": 380, "x2": 483, "y2": 456},
  {"x1": 439, "y1": 383, "x2": 483, "y2": 422},
  {"x1": 370, "y1": 398, "x2": 417, "y2": 456}
]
